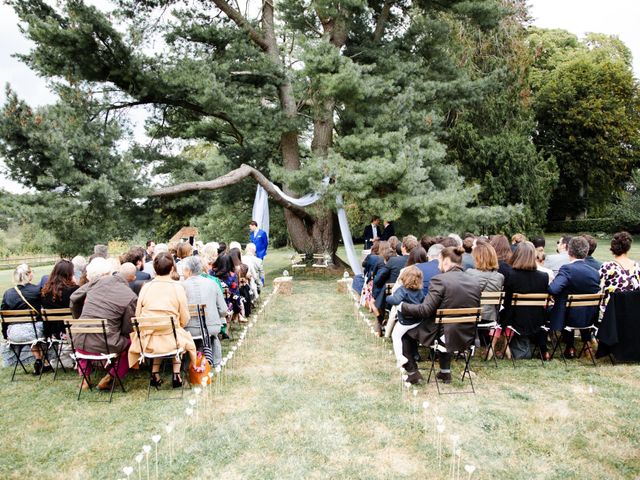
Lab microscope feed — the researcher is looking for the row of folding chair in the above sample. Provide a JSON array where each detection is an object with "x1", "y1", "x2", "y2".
[{"x1": 476, "y1": 291, "x2": 605, "y2": 367}]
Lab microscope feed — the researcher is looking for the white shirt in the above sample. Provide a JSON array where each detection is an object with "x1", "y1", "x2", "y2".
[{"x1": 371, "y1": 224, "x2": 378, "y2": 239}]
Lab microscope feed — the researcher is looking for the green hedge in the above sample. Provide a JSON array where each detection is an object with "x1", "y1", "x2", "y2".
[{"x1": 546, "y1": 218, "x2": 639, "y2": 234}]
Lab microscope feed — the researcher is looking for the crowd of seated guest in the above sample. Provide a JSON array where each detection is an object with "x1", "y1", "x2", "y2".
[
  {"x1": 358, "y1": 230, "x2": 640, "y2": 384},
  {"x1": 1, "y1": 235, "x2": 265, "y2": 392}
]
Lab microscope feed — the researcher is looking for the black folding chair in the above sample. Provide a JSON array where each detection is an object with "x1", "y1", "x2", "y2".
[
  {"x1": 131, "y1": 315, "x2": 185, "y2": 401},
  {"x1": 41, "y1": 308, "x2": 74, "y2": 380},
  {"x1": 427, "y1": 307, "x2": 482, "y2": 395},
  {"x1": 64, "y1": 318, "x2": 125, "y2": 403},
  {"x1": 551, "y1": 293, "x2": 604, "y2": 366},
  {"x1": 478, "y1": 291, "x2": 504, "y2": 367},
  {"x1": 504, "y1": 293, "x2": 551, "y2": 367},
  {"x1": 0, "y1": 309, "x2": 47, "y2": 381}
]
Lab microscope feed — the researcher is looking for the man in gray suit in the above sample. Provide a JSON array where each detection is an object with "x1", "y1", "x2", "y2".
[{"x1": 545, "y1": 235, "x2": 571, "y2": 275}]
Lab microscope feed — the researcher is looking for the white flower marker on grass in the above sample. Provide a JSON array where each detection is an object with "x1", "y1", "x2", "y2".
[
  {"x1": 464, "y1": 464, "x2": 476, "y2": 479},
  {"x1": 151, "y1": 435, "x2": 161, "y2": 480},
  {"x1": 135, "y1": 453, "x2": 143, "y2": 480},
  {"x1": 436, "y1": 423, "x2": 445, "y2": 471},
  {"x1": 142, "y1": 445, "x2": 151, "y2": 480},
  {"x1": 164, "y1": 424, "x2": 174, "y2": 465},
  {"x1": 422, "y1": 400, "x2": 430, "y2": 438},
  {"x1": 449, "y1": 435, "x2": 460, "y2": 480},
  {"x1": 123, "y1": 466, "x2": 133, "y2": 479}
]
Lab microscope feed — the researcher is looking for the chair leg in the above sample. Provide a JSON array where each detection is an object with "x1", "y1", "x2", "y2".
[
  {"x1": 10, "y1": 344, "x2": 29, "y2": 381},
  {"x1": 51, "y1": 342, "x2": 67, "y2": 381},
  {"x1": 76, "y1": 361, "x2": 93, "y2": 401},
  {"x1": 108, "y1": 357, "x2": 123, "y2": 403},
  {"x1": 37, "y1": 343, "x2": 48, "y2": 381},
  {"x1": 462, "y1": 351, "x2": 475, "y2": 394},
  {"x1": 503, "y1": 333, "x2": 516, "y2": 368}
]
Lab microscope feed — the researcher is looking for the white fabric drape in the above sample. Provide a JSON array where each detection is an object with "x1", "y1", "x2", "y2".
[
  {"x1": 251, "y1": 183, "x2": 363, "y2": 276},
  {"x1": 251, "y1": 185, "x2": 270, "y2": 236}
]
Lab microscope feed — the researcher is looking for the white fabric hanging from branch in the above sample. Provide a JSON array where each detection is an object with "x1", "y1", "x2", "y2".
[{"x1": 251, "y1": 182, "x2": 363, "y2": 276}]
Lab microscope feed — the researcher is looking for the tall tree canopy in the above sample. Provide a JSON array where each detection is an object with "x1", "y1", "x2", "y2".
[
  {"x1": 528, "y1": 28, "x2": 640, "y2": 220},
  {"x1": 2, "y1": 0, "x2": 533, "y2": 256}
]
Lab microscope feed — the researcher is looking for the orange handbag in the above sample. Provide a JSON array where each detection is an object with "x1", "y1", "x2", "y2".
[{"x1": 189, "y1": 351, "x2": 212, "y2": 385}]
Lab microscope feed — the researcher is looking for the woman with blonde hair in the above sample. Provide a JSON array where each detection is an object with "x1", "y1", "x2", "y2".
[
  {"x1": 1, "y1": 263, "x2": 49, "y2": 374},
  {"x1": 466, "y1": 240, "x2": 504, "y2": 359}
]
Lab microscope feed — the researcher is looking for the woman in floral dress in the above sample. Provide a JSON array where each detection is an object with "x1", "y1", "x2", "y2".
[{"x1": 599, "y1": 231, "x2": 640, "y2": 318}]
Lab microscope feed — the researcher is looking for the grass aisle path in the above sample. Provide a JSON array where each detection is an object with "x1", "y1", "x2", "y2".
[{"x1": 171, "y1": 278, "x2": 435, "y2": 479}]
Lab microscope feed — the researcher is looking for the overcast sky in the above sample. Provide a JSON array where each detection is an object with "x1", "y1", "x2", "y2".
[{"x1": 1, "y1": 0, "x2": 639, "y2": 193}]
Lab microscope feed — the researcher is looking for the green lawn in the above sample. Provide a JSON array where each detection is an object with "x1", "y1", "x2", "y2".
[{"x1": 0, "y1": 247, "x2": 638, "y2": 479}]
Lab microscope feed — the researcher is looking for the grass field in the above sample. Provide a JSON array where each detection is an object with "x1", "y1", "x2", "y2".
[{"x1": 0, "y1": 248, "x2": 638, "y2": 479}]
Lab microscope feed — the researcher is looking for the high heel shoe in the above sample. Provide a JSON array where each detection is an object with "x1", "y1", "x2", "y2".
[
  {"x1": 150, "y1": 372, "x2": 163, "y2": 389},
  {"x1": 172, "y1": 373, "x2": 183, "y2": 389}
]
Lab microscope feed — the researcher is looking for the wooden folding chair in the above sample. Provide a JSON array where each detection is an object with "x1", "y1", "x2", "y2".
[
  {"x1": 427, "y1": 307, "x2": 482, "y2": 395},
  {"x1": 41, "y1": 308, "x2": 74, "y2": 380},
  {"x1": 187, "y1": 304, "x2": 205, "y2": 343},
  {"x1": 504, "y1": 293, "x2": 551, "y2": 367},
  {"x1": 552, "y1": 293, "x2": 604, "y2": 366},
  {"x1": 64, "y1": 318, "x2": 125, "y2": 402},
  {"x1": 0, "y1": 309, "x2": 47, "y2": 381},
  {"x1": 131, "y1": 315, "x2": 185, "y2": 400},
  {"x1": 478, "y1": 291, "x2": 504, "y2": 367}
]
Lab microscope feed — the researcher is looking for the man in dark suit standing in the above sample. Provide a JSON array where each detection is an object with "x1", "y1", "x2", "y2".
[
  {"x1": 380, "y1": 220, "x2": 395, "y2": 241},
  {"x1": 363, "y1": 216, "x2": 381, "y2": 249},
  {"x1": 549, "y1": 237, "x2": 600, "y2": 358}
]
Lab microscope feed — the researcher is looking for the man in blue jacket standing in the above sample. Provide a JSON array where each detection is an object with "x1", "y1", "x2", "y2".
[{"x1": 249, "y1": 220, "x2": 269, "y2": 260}]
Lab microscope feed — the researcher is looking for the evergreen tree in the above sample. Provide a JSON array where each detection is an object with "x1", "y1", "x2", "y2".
[{"x1": 3, "y1": 0, "x2": 526, "y2": 258}]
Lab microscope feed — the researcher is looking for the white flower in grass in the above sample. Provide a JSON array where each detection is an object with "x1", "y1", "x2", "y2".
[
  {"x1": 189, "y1": 398, "x2": 196, "y2": 406},
  {"x1": 436, "y1": 416, "x2": 444, "y2": 425},
  {"x1": 194, "y1": 387, "x2": 202, "y2": 395},
  {"x1": 422, "y1": 401, "x2": 430, "y2": 410},
  {"x1": 142, "y1": 445, "x2": 151, "y2": 454},
  {"x1": 464, "y1": 464, "x2": 476, "y2": 474},
  {"x1": 135, "y1": 454, "x2": 143, "y2": 464},
  {"x1": 164, "y1": 424, "x2": 173, "y2": 434},
  {"x1": 185, "y1": 408, "x2": 193, "y2": 416},
  {"x1": 123, "y1": 466, "x2": 133, "y2": 477},
  {"x1": 436, "y1": 424, "x2": 445, "y2": 433},
  {"x1": 151, "y1": 435, "x2": 161, "y2": 444}
]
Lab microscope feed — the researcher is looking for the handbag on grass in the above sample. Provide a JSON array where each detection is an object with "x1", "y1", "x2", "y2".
[{"x1": 189, "y1": 351, "x2": 211, "y2": 385}]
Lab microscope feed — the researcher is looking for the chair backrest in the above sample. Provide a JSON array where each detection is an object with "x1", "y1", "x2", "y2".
[
  {"x1": 0, "y1": 309, "x2": 40, "y2": 339},
  {"x1": 511, "y1": 293, "x2": 551, "y2": 308},
  {"x1": 480, "y1": 291, "x2": 504, "y2": 307},
  {"x1": 131, "y1": 316, "x2": 179, "y2": 354},
  {"x1": 566, "y1": 293, "x2": 605, "y2": 309},
  {"x1": 434, "y1": 307, "x2": 482, "y2": 325},
  {"x1": 188, "y1": 304, "x2": 206, "y2": 319},
  {"x1": 64, "y1": 318, "x2": 111, "y2": 355},
  {"x1": 41, "y1": 308, "x2": 74, "y2": 323}
]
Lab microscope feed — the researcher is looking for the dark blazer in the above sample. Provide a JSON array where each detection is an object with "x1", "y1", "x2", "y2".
[
  {"x1": 380, "y1": 223, "x2": 395, "y2": 241},
  {"x1": 373, "y1": 255, "x2": 407, "y2": 309},
  {"x1": 503, "y1": 268, "x2": 549, "y2": 336},
  {"x1": 401, "y1": 266, "x2": 481, "y2": 352},
  {"x1": 362, "y1": 254, "x2": 384, "y2": 280},
  {"x1": 548, "y1": 260, "x2": 600, "y2": 330},
  {"x1": 584, "y1": 256, "x2": 602, "y2": 271},
  {"x1": 416, "y1": 260, "x2": 440, "y2": 295},
  {"x1": 136, "y1": 270, "x2": 151, "y2": 281},
  {"x1": 363, "y1": 224, "x2": 380, "y2": 249},
  {"x1": 1, "y1": 284, "x2": 42, "y2": 337}
]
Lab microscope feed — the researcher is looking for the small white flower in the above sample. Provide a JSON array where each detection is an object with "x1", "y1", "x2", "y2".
[
  {"x1": 142, "y1": 445, "x2": 151, "y2": 454},
  {"x1": 151, "y1": 435, "x2": 161, "y2": 444}
]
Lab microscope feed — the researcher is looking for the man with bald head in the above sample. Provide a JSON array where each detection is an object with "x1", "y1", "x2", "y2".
[{"x1": 119, "y1": 262, "x2": 144, "y2": 295}]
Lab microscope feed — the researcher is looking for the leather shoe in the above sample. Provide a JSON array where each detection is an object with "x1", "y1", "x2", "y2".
[
  {"x1": 406, "y1": 370, "x2": 423, "y2": 385},
  {"x1": 97, "y1": 373, "x2": 114, "y2": 391},
  {"x1": 564, "y1": 348, "x2": 576, "y2": 359},
  {"x1": 542, "y1": 351, "x2": 551, "y2": 361},
  {"x1": 436, "y1": 371, "x2": 452, "y2": 384}
]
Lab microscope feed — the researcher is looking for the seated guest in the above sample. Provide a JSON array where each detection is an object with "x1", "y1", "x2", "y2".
[
  {"x1": 129, "y1": 252, "x2": 197, "y2": 389},
  {"x1": 362, "y1": 240, "x2": 383, "y2": 279},
  {"x1": 214, "y1": 254, "x2": 242, "y2": 323},
  {"x1": 143, "y1": 243, "x2": 168, "y2": 278},
  {"x1": 545, "y1": 235, "x2": 571, "y2": 275},
  {"x1": 599, "y1": 231, "x2": 640, "y2": 318},
  {"x1": 175, "y1": 242, "x2": 193, "y2": 280},
  {"x1": 400, "y1": 236, "x2": 418, "y2": 256},
  {"x1": 466, "y1": 240, "x2": 504, "y2": 358},
  {"x1": 535, "y1": 247, "x2": 555, "y2": 284},
  {"x1": 399, "y1": 247, "x2": 482, "y2": 384},
  {"x1": 490, "y1": 235, "x2": 513, "y2": 281},
  {"x1": 502, "y1": 242, "x2": 550, "y2": 360},
  {"x1": 583, "y1": 235, "x2": 602, "y2": 271},
  {"x1": 70, "y1": 257, "x2": 137, "y2": 390},
  {"x1": 242, "y1": 243, "x2": 264, "y2": 297},
  {"x1": 94, "y1": 244, "x2": 109, "y2": 259},
  {"x1": 119, "y1": 262, "x2": 143, "y2": 295},
  {"x1": 461, "y1": 236, "x2": 475, "y2": 270},
  {"x1": 386, "y1": 266, "x2": 425, "y2": 368},
  {"x1": 420, "y1": 235, "x2": 437, "y2": 253},
  {"x1": 124, "y1": 247, "x2": 151, "y2": 282},
  {"x1": 373, "y1": 241, "x2": 407, "y2": 332},
  {"x1": 181, "y1": 256, "x2": 227, "y2": 367},
  {"x1": 388, "y1": 236, "x2": 402, "y2": 256},
  {"x1": 41, "y1": 259, "x2": 79, "y2": 338},
  {"x1": 71, "y1": 256, "x2": 87, "y2": 283},
  {"x1": 416, "y1": 244, "x2": 443, "y2": 295},
  {"x1": 531, "y1": 235, "x2": 546, "y2": 249},
  {"x1": 549, "y1": 237, "x2": 600, "y2": 359},
  {"x1": 448, "y1": 233, "x2": 463, "y2": 247},
  {"x1": 369, "y1": 241, "x2": 389, "y2": 313},
  {"x1": 1, "y1": 263, "x2": 49, "y2": 374},
  {"x1": 511, "y1": 233, "x2": 527, "y2": 252}
]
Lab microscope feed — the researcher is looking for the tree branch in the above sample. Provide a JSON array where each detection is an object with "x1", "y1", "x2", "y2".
[
  {"x1": 150, "y1": 163, "x2": 315, "y2": 221},
  {"x1": 373, "y1": 0, "x2": 394, "y2": 43},
  {"x1": 210, "y1": 0, "x2": 269, "y2": 51}
]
